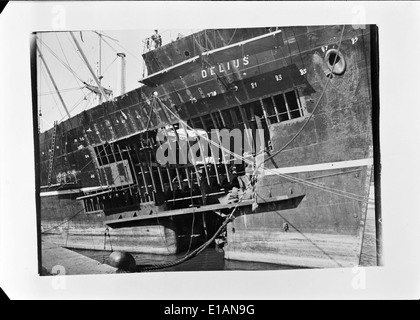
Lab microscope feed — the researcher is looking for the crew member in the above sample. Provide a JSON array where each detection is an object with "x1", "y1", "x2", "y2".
[{"x1": 151, "y1": 30, "x2": 162, "y2": 49}]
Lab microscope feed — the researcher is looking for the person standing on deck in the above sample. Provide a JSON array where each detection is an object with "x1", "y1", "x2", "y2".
[{"x1": 151, "y1": 30, "x2": 162, "y2": 49}]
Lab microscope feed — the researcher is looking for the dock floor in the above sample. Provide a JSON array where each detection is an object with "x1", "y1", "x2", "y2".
[{"x1": 41, "y1": 241, "x2": 117, "y2": 275}]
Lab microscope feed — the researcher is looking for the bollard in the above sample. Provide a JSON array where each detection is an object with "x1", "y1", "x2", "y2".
[{"x1": 108, "y1": 251, "x2": 136, "y2": 272}]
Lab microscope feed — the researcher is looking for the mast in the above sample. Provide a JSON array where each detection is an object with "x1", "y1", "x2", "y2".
[
  {"x1": 70, "y1": 31, "x2": 110, "y2": 103},
  {"x1": 98, "y1": 31, "x2": 103, "y2": 104},
  {"x1": 36, "y1": 38, "x2": 71, "y2": 119}
]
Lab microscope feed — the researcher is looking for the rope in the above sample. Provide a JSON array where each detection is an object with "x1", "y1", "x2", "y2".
[
  {"x1": 291, "y1": 27, "x2": 306, "y2": 76},
  {"x1": 183, "y1": 208, "x2": 196, "y2": 258},
  {"x1": 284, "y1": 28, "x2": 294, "y2": 65},
  {"x1": 102, "y1": 31, "x2": 144, "y2": 64},
  {"x1": 156, "y1": 25, "x2": 374, "y2": 204},
  {"x1": 38, "y1": 37, "x2": 85, "y2": 83},
  {"x1": 144, "y1": 99, "x2": 155, "y2": 133},
  {"x1": 215, "y1": 29, "x2": 238, "y2": 47},
  {"x1": 57, "y1": 92, "x2": 90, "y2": 123},
  {"x1": 261, "y1": 25, "x2": 346, "y2": 166},
  {"x1": 41, "y1": 208, "x2": 84, "y2": 233},
  {"x1": 226, "y1": 29, "x2": 238, "y2": 46},
  {"x1": 66, "y1": 32, "x2": 87, "y2": 66},
  {"x1": 39, "y1": 86, "x2": 83, "y2": 96},
  {"x1": 137, "y1": 191, "x2": 245, "y2": 272},
  {"x1": 139, "y1": 88, "x2": 337, "y2": 272},
  {"x1": 103, "y1": 228, "x2": 114, "y2": 251},
  {"x1": 101, "y1": 56, "x2": 118, "y2": 77},
  {"x1": 40, "y1": 62, "x2": 64, "y2": 119},
  {"x1": 99, "y1": 36, "x2": 118, "y2": 54},
  {"x1": 137, "y1": 145, "x2": 259, "y2": 272},
  {"x1": 271, "y1": 171, "x2": 374, "y2": 203},
  {"x1": 65, "y1": 218, "x2": 70, "y2": 247},
  {"x1": 159, "y1": 91, "x2": 374, "y2": 204},
  {"x1": 56, "y1": 32, "x2": 81, "y2": 89}
]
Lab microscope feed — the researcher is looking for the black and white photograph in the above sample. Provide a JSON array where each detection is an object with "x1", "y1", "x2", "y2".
[
  {"x1": 35, "y1": 24, "x2": 380, "y2": 274},
  {"x1": 0, "y1": 1, "x2": 419, "y2": 301}
]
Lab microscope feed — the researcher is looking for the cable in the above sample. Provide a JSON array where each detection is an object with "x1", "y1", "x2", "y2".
[
  {"x1": 182, "y1": 209, "x2": 196, "y2": 258},
  {"x1": 38, "y1": 86, "x2": 83, "y2": 96},
  {"x1": 261, "y1": 25, "x2": 346, "y2": 166},
  {"x1": 38, "y1": 37, "x2": 85, "y2": 83},
  {"x1": 291, "y1": 27, "x2": 306, "y2": 74},
  {"x1": 270, "y1": 171, "x2": 373, "y2": 203},
  {"x1": 66, "y1": 32, "x2": 86, "y2": 65},
  {"x1": 160, "y1": 98, "x2": 374, "y2": 204},
  {"x1": 57, "y1": 92, "x2": 91, "y2": 123},
  {"x1": 102, "y1": 56, "x2": 118, "y2": 76},
  {"x1": 40, "y1": 62, "x2": 64, "y2": 119},
  {"x1": 137, "y1": 184, "x2": 246, "y2": 272},
  {"x1": 156, "y1": 25, "x2": 374, "y2": 205},
  {"x1": 284, "y1": 28, "x2": 294, "y2": 65},
  {"x1": 99, "y1": 35, "x2": 118, "y2": 54},
  {"x1": 101, "y1": 31, "x2": 143, "y2": 64},
  {"x1": 41, "y1": 207, "x2": 84, "y2": 234},
  {"x1": 224, "y1": 28, "x2": 238, "y2": 46},
  {"x1": 56, "y1": 32, "x2": 81, "y2": 88}
]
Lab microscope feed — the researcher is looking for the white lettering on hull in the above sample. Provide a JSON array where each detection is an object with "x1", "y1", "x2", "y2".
[{"x1": 201, "y1": 55, "x2": 250, "y2": 78}]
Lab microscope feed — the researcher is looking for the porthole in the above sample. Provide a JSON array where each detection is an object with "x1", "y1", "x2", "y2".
[{"x1": 325, "y1": 49, "x2": 346, "y2": 75}]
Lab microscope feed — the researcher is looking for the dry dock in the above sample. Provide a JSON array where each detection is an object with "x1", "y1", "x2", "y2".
[
  {"x1": 41, "y1": 182, "x2": 378, "y2": 274},
  {"x1": 41, "y1": 241, "x2": 117, "y2": 275}
]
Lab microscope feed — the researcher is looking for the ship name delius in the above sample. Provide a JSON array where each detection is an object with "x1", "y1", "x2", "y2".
[{"x1": 201, "y1": 55, "x2": 250, "y2": 79}]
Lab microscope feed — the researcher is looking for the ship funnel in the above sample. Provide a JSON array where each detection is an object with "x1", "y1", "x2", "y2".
[{"x1": 116, "y1": 52, "x2": 126, "y2": 96}]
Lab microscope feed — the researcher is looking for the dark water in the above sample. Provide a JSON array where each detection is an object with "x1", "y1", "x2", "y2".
[{"x1": 71, "y1": 247, "x2": 300, "y2": 273}]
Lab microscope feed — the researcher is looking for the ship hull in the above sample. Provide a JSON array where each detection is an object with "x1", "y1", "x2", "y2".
[
  {"x1": 224, "y1": 161, "x2": 373, "y2": 268},
  {"x1": 40, "y1": 194, "x2": 208, "y2": 255},
  {"x1": 218, "y1": 25, "x2": 376, "y2": 268}
]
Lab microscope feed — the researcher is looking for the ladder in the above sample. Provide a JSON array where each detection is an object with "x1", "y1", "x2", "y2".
[{"x1": 47, "y1": 121, "x2": 58, "y2": 187}]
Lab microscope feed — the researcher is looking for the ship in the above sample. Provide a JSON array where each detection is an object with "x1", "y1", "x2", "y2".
[{"x1": 36, "y1": 25, "x2": 379, "y2": 269}]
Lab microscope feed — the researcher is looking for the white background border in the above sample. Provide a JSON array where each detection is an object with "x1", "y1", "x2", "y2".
[{"x1": 0, "y1": 1, "x2": 419, "y2": 299}]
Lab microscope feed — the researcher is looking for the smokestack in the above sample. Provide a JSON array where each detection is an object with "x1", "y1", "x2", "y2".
[{"x1": 116, "y1": 52, "x2": 126, "y2": 96}]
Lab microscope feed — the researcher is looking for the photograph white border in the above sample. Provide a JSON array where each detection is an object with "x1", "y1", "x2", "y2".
[{"x1": 0, "y1": 1, "x2": 419, "y2": 300}]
